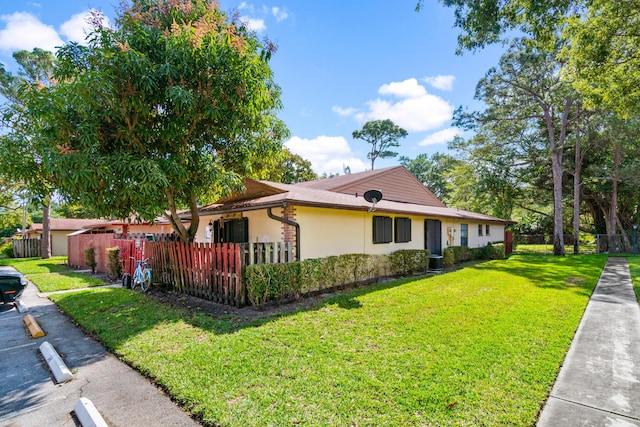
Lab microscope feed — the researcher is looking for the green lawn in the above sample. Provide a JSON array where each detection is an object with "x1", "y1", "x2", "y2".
[
  {"x1": 626, "y1": 256, "x2": 640, "y2": 303},
  {"x1": 49, "y1": 254, "x2": 606, "y2": 426},
  {"x1": 1, "y1": 256, "x2": 105, "y2": 292}
]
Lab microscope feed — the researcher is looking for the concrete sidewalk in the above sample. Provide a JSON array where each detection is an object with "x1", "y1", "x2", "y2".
[
  {"x1": 537, "y1": 257, "x2": 640, "y2": 426},
  {"x1": 0, "y1": 267, "x2": 199, "y2": 427}
]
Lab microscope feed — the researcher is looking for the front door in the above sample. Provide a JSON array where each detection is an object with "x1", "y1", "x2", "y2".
[{"x1": 425, "y1": 219, "x2": 442, "y2": 255}]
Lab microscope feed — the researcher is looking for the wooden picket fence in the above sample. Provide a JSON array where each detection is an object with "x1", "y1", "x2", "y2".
[
  {"x1": 68, "y1": 234, "x2": 292, "y2": 307},
  {"x1": 145, "y1": 241, "x2": 244, "y2": 306},
  {"x1": 12, "y1": 238, "x2": 41, "y2": 258}
]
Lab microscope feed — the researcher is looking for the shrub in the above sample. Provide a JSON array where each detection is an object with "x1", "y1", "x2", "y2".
[
  {"x1": 85, "y1": 245, "x2": 97, "y2": 274},
  {"x1": 244, "y1": 249, "x2": 431, "y2": 307},
  {"x1": 107, "y1": 247, "x2": 122, "y2": 278},
  {"x1": 1, "y1": 241, "x2": 13, "y2": 258},
  {"x1": 483, "y1": 243, "x2": 505, "y2": 260},
  {"x1": 443, "y1": 248, "x2": 455, "y2": 268}
]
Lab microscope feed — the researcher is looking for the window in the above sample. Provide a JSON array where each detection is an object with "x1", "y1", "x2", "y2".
[
  {"x1": 460, "y1": 224, "x2": 468, "y2": 247},
  {"x1": 213, "y1": 217, "x2": 249, "y2": 243},
  {"x1": 486, "y1": 224, "x2": 491, "y2": 236},
  {"x1": 394, "y1": 217, "x2": 412, "y2": 243},
  {"x1": 373, "y1": 216, "x2": 392, "y2": 244},
  {"x1": 478, "y1": 224, "x2": 483, "y2": 236}
]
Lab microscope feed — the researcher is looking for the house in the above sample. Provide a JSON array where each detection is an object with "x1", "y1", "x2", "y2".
[
  {"x1": 195, "y1": 166, "x2": 510, "y2": 260},
  {"x1": 23, "y1": 218, "x2": 111, "y2": 256},
  {"x1": 25, "y1": 217, "x2": 177, "y2": 257}
]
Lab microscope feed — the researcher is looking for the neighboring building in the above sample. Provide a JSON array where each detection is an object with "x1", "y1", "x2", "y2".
[
  {"x1": 25, "y1": 218, "x2": 179, "y2": 256},
  {"x1": 24, "y1": 218, "x2": 110, "y2": 256},
  {"x1": 195, "y1": 166, "x2": 511, "y2": 260}
]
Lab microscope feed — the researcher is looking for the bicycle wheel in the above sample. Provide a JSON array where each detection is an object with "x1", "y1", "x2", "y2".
[
  {"x1": 132, "y1": 270, "x2": 142, "y2": 290},
  {"x1": 141, "y1": 269, "x2": 152, "y2": 292}
]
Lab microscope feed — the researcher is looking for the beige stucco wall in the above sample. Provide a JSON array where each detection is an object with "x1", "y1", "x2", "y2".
[
  {"x1": 195, "y1": 209, "x2": 282, "y2": 244},
  {"x1": 51, "y1": 231, "x2": 69, "y2": 256},
  {"x1": 440, "y1": 221, "x2": 506, "y2": 250},
  {"x1": 195, "y1": 205, "x2": 507, "y2": 260}
]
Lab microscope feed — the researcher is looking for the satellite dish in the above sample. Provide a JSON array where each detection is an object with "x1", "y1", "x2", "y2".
[
  {"x1": 363, "y1": 189, "x2": 383, "y2": 213},
  {"x1": 363, "y1": 189, "x2": 383, "y2": 203}
]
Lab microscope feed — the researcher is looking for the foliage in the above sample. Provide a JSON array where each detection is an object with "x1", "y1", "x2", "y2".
[
  {"x1": 1, "y1": 240, "x2": 13, "y2": 258},
  {"x1": 257, "y1": 148, "x2": 318, "y2": 184},
  {"x1": 245, "y1": 250, "x2": 430, "y2": 307},
  {"x1": 352, "y1": 119, "x2": 408, "y2": 169},
  {"x1": 107, "y1": 247, "x2": 122, "y2": 279},
  {"x1": 49, "y1": 254, "x2": 606, "y2": 426},
  {"x1": 0, "y1": 48, "x2": 57, "y2": 257},
  {"x1": 400, "y1": 152, "x2": 459, "y2": 200},
  {"x1": 443, "y1": 247, "x2": 455, "y2": 267},
  {"x1": 41, "y1": 0, "x2": 288, "y2": 242},
  {"x1": 84, "y1": 246, "x2": 97, "y2": 274}
]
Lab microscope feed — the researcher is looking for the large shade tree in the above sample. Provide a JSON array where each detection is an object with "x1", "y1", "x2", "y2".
[
  {"x1": 40, "y1": 0, "x2": 288, "y2": 242},
  {"x1": 0, "y1": 48, "x2": 57, "y2": 258}
]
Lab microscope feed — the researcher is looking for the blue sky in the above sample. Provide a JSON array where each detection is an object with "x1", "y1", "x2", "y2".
[{"x1": 0, "y1": 1, "x2": 506, "y2": 175}]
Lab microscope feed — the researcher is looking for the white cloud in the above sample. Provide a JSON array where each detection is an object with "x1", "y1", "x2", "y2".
[
  {"x1": 285, "y1": 135, "x2": 367, "y2": 175},
  {"x1": 355, "y1": 94, "x2": 453, "y2": 132},
  {"x1": 418, "y1": 128, "x2": 460, "y2": 146},
  {"x1": 240, "y1": 16, "x2": 266, "y2": 32},
  {"x1": 335, "y1": 77, "x2": 454, "y2": 133},
  {"x1": 271, "y1": 7, "x2": 288, "y2": 22},
  {"x1": 0, "y1": 12, "x2": 63, "y2": 53},
  {"x1": 378, "y1": 78, "x2": 426, "y2": 98},
  {"x1": 423, "y1": 75, "x2": 455, "y2": 91},
  {"x1": 331, "y1": 106, "x2": 359, "y2": 117},
  {"x1": 59, "y1": 10, "x2": 109, "y2": 45}
]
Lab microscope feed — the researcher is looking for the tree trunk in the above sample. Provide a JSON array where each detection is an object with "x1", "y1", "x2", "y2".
[
  {"x1": 573, "y1": 137, "x2": 582, "y2": 254},
  {"x1": 608, "y1": 142, "x2": 621, "y2": 253},
  {"x1": 41, "y1": 195, "x2": 51, "y2": 259},
  {"x1": 544, "y1": 104, "x2": 566, "y2": 256}
]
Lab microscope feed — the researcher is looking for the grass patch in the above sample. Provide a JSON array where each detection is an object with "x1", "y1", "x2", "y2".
[
  {"x1": 626, "y1": 257, "x2": 640, "y2": 303},
  {"x1": 49, "y1": 254, "x2": 605, "y2": 426},
  {"x1": 1, "y1": 256, "x2": 105, "y2": 292}
]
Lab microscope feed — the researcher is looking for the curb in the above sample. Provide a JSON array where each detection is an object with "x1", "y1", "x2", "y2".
[
  {"x1": 39, "y1": 341, "x2": 73, "y2": 383},
  {"x1": 15, "y1": 299, "x2": 28, "y2": 313},
  {"x1": 74, "y1": 397, "x2": 109, "y2": 427},
  {"x1": 23, "y1": 314, "x2": 45, "y2": 338}
]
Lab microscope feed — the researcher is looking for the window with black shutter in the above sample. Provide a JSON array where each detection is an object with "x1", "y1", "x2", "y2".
[
  {"x1": 394, "y1": 217, "x2": 412, "y2": 243},
  {"x1": 373, "y1": 216, "x2": 392, "y2": 244}
]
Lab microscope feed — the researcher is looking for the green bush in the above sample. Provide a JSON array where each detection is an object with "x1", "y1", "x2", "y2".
[
  {"x1": 482, "y1": 243, "x2": 506, "y2": 260},
  {"x1": 1, "y1": 241, "x2": 13, "y2": 258},
  {"x1": 443, "y1": 248, "x2": 455, "y2": 268},
  {"x1": 107, "y1": 247, "x2": 122, "y2": 278},
  {"x1": 244, "y1": 249, "x2": 430, "y2": 307},
  {"x1": 85, "y1": 245, "x2": 97, "y2": 274}
]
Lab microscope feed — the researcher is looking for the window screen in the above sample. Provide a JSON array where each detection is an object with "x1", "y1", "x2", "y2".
[
  {"x1": 394, "y1": 217, "x2": 412, "y2": 243},
  {"x1": 373, "y1": 216, "x2": 392, "y2": 244}
]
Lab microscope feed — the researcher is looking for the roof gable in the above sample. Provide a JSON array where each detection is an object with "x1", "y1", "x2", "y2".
[{"x1": 295, "y1": 166, "x2": 445, "y2": 207}]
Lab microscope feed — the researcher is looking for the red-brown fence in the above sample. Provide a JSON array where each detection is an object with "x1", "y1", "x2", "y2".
[
  {"x1": 146, "y1": 241, "x2": 244, "y2": 306},
  {"x1": 68, "y1": 234, "x2": 119, "y2": 273},
  {"x1": 67, "y1": 234, "x2": 289, "y2": 307}
]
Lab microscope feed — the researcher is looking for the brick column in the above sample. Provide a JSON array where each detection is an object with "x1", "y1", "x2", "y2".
[{"x1": 282, "y1": 205, "x2": 297, "y2": 259}]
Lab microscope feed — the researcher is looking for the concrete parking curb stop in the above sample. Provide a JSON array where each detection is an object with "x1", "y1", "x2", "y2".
[
  {"x1": 23, "y1": 313, "x2": 45, "y2": 338},
  {"x1": 74, "y1": 397, "x2": 109, "y2": 427},
  {"x1": 15, "y1": 299, "x2": 28, "y2": 313},
  {"x1": 39, "y1": 341, "x2": 74, "y2": 383}
]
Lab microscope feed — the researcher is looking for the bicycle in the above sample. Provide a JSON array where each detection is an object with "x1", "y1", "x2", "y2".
[{"x1": 122, "y1": 256, "x2": 152, "y2": 292}]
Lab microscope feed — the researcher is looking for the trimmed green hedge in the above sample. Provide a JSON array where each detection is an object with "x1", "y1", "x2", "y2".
[
  {"x1": 245, "y1": 249, "x2": 430, "y2": 307},
  {"x1": 443, "y1": 242, "x2": 506, "y2": 268}
]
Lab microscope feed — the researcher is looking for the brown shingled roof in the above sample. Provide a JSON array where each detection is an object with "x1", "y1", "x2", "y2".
[
  {"x1": 199, "y1": 179, "x2": 510, "y2": 224},
  {"x1": 294, "y1": 166, "x2": 445, "y2": 207}
]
